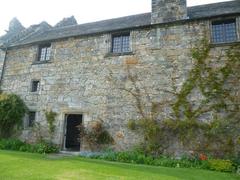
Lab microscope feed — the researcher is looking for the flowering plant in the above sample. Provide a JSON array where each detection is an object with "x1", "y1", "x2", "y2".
[{"x1": 199, "y1": 153, "x2": 208, "y2": 161}]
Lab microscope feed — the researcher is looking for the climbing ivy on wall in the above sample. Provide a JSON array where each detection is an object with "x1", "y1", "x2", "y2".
[
  {"x1": 164, "y1": 40, "x2": 240, "y2": 157},
  {"x1": 173, "y1": 39, "x2": 240, "y2": 121},
  {"x1": 45, "y1": 110, "x2": 57, "y2": 139},
  {"x1": 124, "y1": 39, "x2": 240, "y2": 158}
]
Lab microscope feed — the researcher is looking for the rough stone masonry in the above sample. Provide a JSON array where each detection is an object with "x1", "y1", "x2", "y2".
[{"x1": 0, "y1": 0, "x2": 239, "y2": 154}]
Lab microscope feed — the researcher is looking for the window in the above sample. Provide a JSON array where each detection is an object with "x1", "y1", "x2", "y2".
[
  {"x1": 38, "y1": 43, "x2": 51, "y2": 61},
  {"x1": 28, "y1": 111, "x2": 36, "y2": 127},
  {"x1": 112, "y1": 33, "x2": 130, "y2": 53},
  {"x1": 31, "y1": 80, "x2": 40, "y2": 92},
  {"x1": 212, "y1": 19, "x2": 237, "y2": 43}
]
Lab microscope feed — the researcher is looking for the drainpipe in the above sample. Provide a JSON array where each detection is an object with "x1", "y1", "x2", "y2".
[{"x1": 0, "y1": 46, "x2": 8, "y2": 91}]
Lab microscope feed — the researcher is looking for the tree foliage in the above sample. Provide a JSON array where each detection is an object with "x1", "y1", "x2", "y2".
[{"x1": 0, "y1": 93, "x2": 28, "y2": 138}]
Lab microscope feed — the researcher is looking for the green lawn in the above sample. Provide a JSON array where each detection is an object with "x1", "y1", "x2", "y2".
[{"x1": 0, "y1": 151, "x2": 239, "y2": 180}]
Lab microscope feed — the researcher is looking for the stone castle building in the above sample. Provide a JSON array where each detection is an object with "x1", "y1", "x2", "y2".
[{"x1": 0, "y1": 0, "x2": 239, "y2": 152}]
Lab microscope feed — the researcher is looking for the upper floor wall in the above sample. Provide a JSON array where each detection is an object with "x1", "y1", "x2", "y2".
[
  {"x1": 5, "y1": 15, "x2": 239, "y2": 61},
  {"x1": 2, "y1": 16, "x2": 240, "y2": 97}
]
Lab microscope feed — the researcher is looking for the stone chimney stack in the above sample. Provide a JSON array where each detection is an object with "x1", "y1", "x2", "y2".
[{"x1": 151, "y1": 0, "x2": 187, "y2": 24}]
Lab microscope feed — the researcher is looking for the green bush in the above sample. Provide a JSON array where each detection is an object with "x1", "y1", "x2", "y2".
[
  {"x1": 0, "y1": 139, "x2": 25, "y2": 150},
  {"x1": 80, "y1": 150, "x2": 237, "y2": 173},
  {"x1": 114, "y1": 151, "x2": 152, "y2": 164},
  {"x1": 208, "y1": 159, "x2": 235, "y2": 172},
  {"x1": 0, "y1": 93, "x2": 28, "y2": 138},
  {"x1": 82, "y1": 150, "x2": 203, "y2": 167},
  {"x1": 33, "y1": 141, "x2": 59, "y2": 154},
  {"x1": 19, "y1": 143, "x2": 35, "y2": 152},
  {"x1": 232, "y1": 156, "x2": 240, "y2": 170},
  {"x1": 153, "y1": 157, "x2": 179, "y2": 167},
  {"x1": 0, "y1": 139, "x2": 59, "y2": 154}
]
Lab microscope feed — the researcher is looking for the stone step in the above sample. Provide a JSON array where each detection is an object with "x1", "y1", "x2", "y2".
[{"x1": 59, "y1": 151, "x2": 80, "y2": 156}]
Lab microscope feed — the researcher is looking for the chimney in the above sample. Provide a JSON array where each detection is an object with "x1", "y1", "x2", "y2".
[{"x1": 151, "y1": 0, "x2": 187, "y2": 24}]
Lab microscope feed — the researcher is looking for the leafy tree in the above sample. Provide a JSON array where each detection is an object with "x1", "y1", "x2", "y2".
[{"x1": 0, "y1": 93, "x2": 28, "y2": 138}]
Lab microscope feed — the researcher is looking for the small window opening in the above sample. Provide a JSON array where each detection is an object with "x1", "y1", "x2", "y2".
[
  {"x1": 28, "y1": 111, "x2": 36, "y2": 127},
  {"x1": 31, "y1": 80, "x2": 40, "y2": 92}
]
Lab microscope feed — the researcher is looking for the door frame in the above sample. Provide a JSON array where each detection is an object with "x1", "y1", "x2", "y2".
[{"x1": 62, "y1": 113, "x2": 84, "y2": 151}]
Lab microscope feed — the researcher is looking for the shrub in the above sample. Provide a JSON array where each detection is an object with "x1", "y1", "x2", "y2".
[
  {"x1": 80, "y1": 150, "x2": 204, "y2": 168},
  {"x1": 33, "y1": 141, "x2": 59, "y2": 154},
  {"x1": 232, "y1": 153, "x2": 240, "y2": 164},
  {"x1": 208, "y1": 159, "x2": 235, "y2": 172},
  {"x1": 115, "y1": 151, "x2": 152, "y2": 164},
  {"x1": 80, "y1": 150, "x2": 237, "y2": 173},
  {"x1": 83, "y1": 121, "x2": 114, "y2": 150},
  {"x1": 0, "y1": 139, "x2": 25, "y2": 150},
  {"x1": 153, "y1": 157, "x2": 179, "y2": 167},
  {"x1": 199, "y1": 153, "x2": 208, "y2": 161},
  {"x1": 97, "y1": 130, "x2": 114, "y2": 145},
  {"x1": 19, "y1": 144, "x2": 34, "y2": 152},
  {"x1": 0, "y1": 93, "x2": 28, "y2": 137},
  {"x1": 0, "y1": 138, "x2": 59, "y2": 154}
]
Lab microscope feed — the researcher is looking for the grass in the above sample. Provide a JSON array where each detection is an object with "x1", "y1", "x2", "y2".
[{"x1": 0, "y1": 150, "x2": 239, "y2": 180}]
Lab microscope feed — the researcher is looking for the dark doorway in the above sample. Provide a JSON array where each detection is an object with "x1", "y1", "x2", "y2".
[{"x1": 65, "y1": 114, "x2": 82, "y2": 151}]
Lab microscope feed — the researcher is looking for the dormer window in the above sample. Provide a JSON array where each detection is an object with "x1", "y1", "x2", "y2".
[
  {"x1": 212, "y1": 19, "x2": 237, "y2": 43},
  {"x1": 38, "y1": 43, "x2": 51, "y2": 61},
  {"x1": 111, "y1": 33, "x2": 130, "y2": 53}
]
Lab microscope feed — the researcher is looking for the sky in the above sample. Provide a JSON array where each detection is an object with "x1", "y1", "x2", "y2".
[{"x1": 0, "y1": 0, "x2": 233, "y2": 36}]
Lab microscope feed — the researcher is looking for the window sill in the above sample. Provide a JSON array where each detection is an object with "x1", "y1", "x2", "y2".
[
  {"x1": 23, "y1": 127, "x2": 34, "y2": 130},
  {"x1": 29, "y1": 91, "x2": 40, "y2": 95},
  {"x1": 32, "y1": 60, "x2": 52, "y2": 65},
  {"x1": 105, "y1": 51, "x2": 134, "y2": 57},
  {"x1": 210, "y1": 41, "x2": 240, "y2": 47}
]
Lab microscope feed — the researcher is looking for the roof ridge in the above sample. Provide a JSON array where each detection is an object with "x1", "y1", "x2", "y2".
[
  {"x1": 188, "y1": 0, "x2": 237, "y2": 8},
  {"x1": 48, "y1": 12, "x2": 151, "y2": 32}
]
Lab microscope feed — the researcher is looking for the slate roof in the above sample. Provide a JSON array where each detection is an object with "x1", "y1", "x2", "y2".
[
  {"x1": 0, "y1": 22, "x2": 51, "y2": 47},
  {"x1": 1, "y1": 0, "x2": 240, "y2": 48},
  {"x1": 11, "y1": 13, "x2": 151, "y2": 47},
  {"x1": 188, "y1": 0, "x2": 240, "y2": 19}
]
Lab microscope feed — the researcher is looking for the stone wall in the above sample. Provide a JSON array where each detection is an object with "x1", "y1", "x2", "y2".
[
  {"x1": 0, "y1": 49, "x2": 6, "y2": 84},
  {"x1": 1, "y1": 16, "x2": 240, "y2": 152}
]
